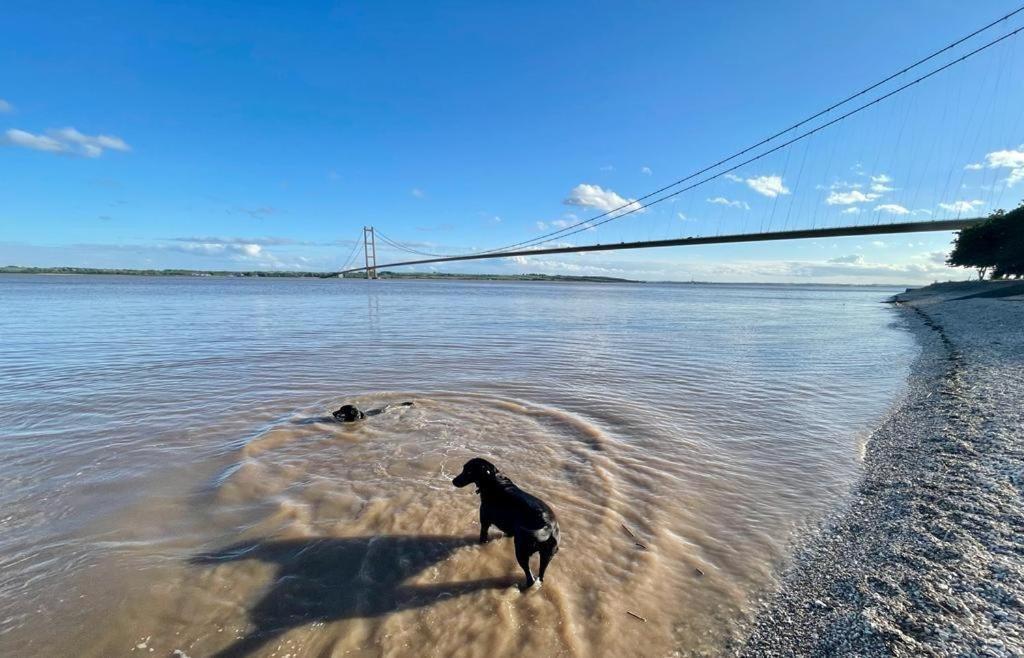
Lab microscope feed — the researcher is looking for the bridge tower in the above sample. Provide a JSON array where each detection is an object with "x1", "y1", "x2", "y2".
[{"x1": 363, "y1": 226, "x2": 378, "y2": 279}]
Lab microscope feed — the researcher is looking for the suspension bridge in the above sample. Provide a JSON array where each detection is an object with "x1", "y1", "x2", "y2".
[{"x1": 327, "y1": 7, "x2": 1024, "y2": 279}]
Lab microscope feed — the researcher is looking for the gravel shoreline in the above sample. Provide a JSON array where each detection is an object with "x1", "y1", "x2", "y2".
[{"x1": 738, "y1": 281, "x2": 1024, "y2": 657}]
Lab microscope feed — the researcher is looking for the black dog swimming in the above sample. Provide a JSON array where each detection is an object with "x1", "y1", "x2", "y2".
[
  {"x1": 452, "y1": 457, "x2": 560, "y2": 590},
  {"x1": 332, "y1": 404, "x2": 366, "y2": 422},
  {"x1": 332, "y1": 401, "x2": 413, "y2": 423}
]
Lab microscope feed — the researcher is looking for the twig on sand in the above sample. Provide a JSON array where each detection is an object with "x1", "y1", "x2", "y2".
[
  {"x1": 626, "y1": 610, "x2": 647, "y2": 622},
  {"x1": 620, "y1": 523, "x2": 648, "y2": 550}
]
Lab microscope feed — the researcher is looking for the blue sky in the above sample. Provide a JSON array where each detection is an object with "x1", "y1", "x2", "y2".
[{"x1": 2, "y1": 0, "x2": 1023, "y2": 283}]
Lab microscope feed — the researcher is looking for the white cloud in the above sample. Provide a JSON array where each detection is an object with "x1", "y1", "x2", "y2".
[
  {"x1": 964, "y1": 163, "x2": 983, "y2": 171},
  {"x1": 706, "y1": 197, "x2": 750, "y2": 210},
  {"x1": 819, "y1": 180, "x2": 860, "y2": 190},
  {"x1": 0, "y1": 240, "x2": 331, "y2": 272},
  {"x1": 841, "y1": 207, "x2": 861, "y2": 215},
  {"x1": 874, "y1": 204, "x2": 910, "y2": 215},
  {"x1": 2, "y1": 126, "x2": 131, "y2": 157},
  {"x1": 745, "y1": 174, "x2": 790, "y2": 198},
  {"x1": 167, "y1": 240, "x2": 316, "y2": 270},
  {"x1": 822, "y1": 180, "x2": 863, "y2": 190},
  {"x1": 777, "y1": 254, "x2": 959, "y2": 282},
  {"x1": 871, "y1": 240, "x2": 887, "y2": 247},
  {"x1": 170, "y1": 236, "x2": 301, "y2": 246},
  {"x1": 55, "y1": 127, "x2": 130, "y2": 152},
  {"x1": 176, "y1": 242, "x2": 263, "y2": 258},
  {"x1": 498, "y1": 255, "x2": 628, "y2": 276},
  {"x1": 4, "y1": 129, "x2": 64, "y2": 153},
  {"x1": 641, "y1": 166, "x2": 652, "y2": 175},
  {"x1": 491, "y1": 251, "x2": 964, "y2": 284},
  {"x1": 979, "y1": 147, "x2": 1024, "y2": 187},
  {"x1": 564, "y1": 183, "x2": 644, "y2": 216},
  {"x1": 704, "y1": 196, "x2": 753, "y2": 209},
  {"x1": 535, "y1": 212, "x2": 592, "y2": 233},
  {"x1": 984, "y1": 148, "x2": 1024, "y2": 168},
  {"x1": 0, "y1": 99, "x2": 13, "y2": 113},
  {"x1": 937, "y1": 199, "x2": 985, "y2": 214},
  {"x1": 724, "y1": 173, "x2": 743, "y2": 182},
  {"x1": 677, "y1": 212, "x2": 690, "y2": 221},
  {"x1": 411, "y1": 188, "x2": 425, "y2": 198},
  {"x1": 828, "y1": 254, "x2": 864, "y2": 264},
  {"x1": 826, "y1": 190, "x2": 880, "y2": 205}
]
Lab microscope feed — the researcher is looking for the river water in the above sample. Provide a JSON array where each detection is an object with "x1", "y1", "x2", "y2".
[{"x1": 0, "y1": 275, "x2": 916, "y2": 657}]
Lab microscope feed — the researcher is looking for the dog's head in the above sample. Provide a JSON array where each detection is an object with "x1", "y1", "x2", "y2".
[
  {"x1": 332, "y1": 404, "x2": 365, "y2": 422},
  {"x1": 452, "y1": 457, "x2": 498, "y2": 489}
]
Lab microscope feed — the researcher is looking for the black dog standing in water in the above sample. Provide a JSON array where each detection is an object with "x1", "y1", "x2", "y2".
[{"x1": 452, "y1": 458, "x2": 560, "y2": 590}]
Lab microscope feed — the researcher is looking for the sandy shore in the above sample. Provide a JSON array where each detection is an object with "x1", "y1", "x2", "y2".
[{"x1": 739, "y1": 280, "x2": 1024, "y2": 657}]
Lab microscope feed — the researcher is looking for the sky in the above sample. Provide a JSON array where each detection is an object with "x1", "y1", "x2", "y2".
[{"x1": 2, "y1": 0, "x2": 1023, "y2": 283}]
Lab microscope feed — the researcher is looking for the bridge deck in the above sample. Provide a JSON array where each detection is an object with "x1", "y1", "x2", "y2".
[{"x1": 334, "y1": 218, "x2": 982, "y2": 276}]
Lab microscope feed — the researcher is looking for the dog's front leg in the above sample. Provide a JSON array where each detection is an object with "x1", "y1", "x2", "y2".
[
  {"x1": 514, "y1": 534, "x2": 536, "y2": 590},
  {"x1": 479, "y1": 510, "x2": 492, "y2": 544}
]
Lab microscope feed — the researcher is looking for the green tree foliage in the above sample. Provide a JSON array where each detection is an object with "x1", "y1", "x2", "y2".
[{"x1": 947, "y1": 203, "x2": 1024, "y2": 279}]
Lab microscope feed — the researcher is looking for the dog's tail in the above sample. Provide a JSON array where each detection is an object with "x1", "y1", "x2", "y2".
[{"x1": 535, "y1": 522, "x2": 560, "y2": 554}]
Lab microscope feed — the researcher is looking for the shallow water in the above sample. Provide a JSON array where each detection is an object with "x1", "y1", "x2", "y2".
[{"x1": 0, "y1": 275, "x2": 915, "y2": 657}]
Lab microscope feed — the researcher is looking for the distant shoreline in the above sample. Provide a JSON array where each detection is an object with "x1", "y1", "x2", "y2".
[
  {"x1": 0, "y1": 266, "x2": 924, "y2": 287},
  {"x1": 0, "y1": 266, "x2": 639, "y2": 284}
]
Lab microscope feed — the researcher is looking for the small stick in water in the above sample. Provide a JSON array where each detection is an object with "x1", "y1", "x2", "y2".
[
  {"x1": 620, "y1": 523, "x2": 648, "y2": 550},
  {"x1": 695, "y1": 567, "x2": 705, "y2": 576},
  {"x1": 626, "y1": 610, "x2": 647, "y2": 622}
]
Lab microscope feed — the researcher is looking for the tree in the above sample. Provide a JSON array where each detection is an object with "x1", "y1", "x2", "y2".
[{"x1": 947, "y1": 203, "x2": 1024, "y2": 279}]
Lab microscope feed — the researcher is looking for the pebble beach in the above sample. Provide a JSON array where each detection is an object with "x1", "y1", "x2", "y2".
[{"x1": 740, "y1": 280, "x2": 1024, "y2": 657}]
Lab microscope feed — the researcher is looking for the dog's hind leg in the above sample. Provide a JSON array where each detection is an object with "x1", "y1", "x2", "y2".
[
  {"x1": 514, "y1": 534, "x2": 536, "y2": 590},
  {"x1": 537, "y1": 544, "x2": 555, "y2": 582}
]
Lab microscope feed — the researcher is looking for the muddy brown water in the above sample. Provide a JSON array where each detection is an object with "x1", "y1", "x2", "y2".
[{"x1": 0, "y1": 276, "x2": 915, "y2": 657}]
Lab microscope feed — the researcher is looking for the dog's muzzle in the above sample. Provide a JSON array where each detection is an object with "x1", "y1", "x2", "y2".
[{"x1": 452, "y1": 472, "x2": 471, "y2": 488}]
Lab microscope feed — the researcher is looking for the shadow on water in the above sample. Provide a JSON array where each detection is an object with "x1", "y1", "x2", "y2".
[{"x1": 190, "y1": 535, "x2": 514, "y2": 657}]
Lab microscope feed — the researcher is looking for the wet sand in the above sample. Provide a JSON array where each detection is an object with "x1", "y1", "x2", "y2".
[{"x1": 740, "y1": 281, "x2": 1024, "y2": 656}]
